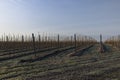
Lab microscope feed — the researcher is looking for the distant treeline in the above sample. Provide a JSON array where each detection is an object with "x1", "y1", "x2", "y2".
[{"x1": 0, "y1": 33, "x2": 97, "y2": 51}]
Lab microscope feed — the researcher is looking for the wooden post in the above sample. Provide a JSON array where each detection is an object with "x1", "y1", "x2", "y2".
[
  {"x1": 6, "y1": 36, "x2": 9, "y2": 56},
  {"x1": 58, "y1": 34, "x2": 60, "y2": 49},
  {"x1": 3, "y1": 34, "x2": 5, "y2": 50},
  {"x1": 22, "y1": 35, "x2": 24, "y2": 43},
  {"x1": 100, "y1": 34, "x2": 102, "y2": 44},
  {"x1": 21, "y1": 35, "x2": 24, "y2": 49},
  {"x1": 71, "y1": 36, "x2": 73, "y2": 47},
  {"x1": 38, "y1": 34, "x2": 41, "y2": 49},
  {"x1": 45, "y1": 35, "x2": 47, "y2": 48},
  {"x1": 32, "y1": 33, "x2": 36, "y2": 57},
  {"x1": 6, "y1": 36, "x2": 9, "y2": 42},
  {"x1": 1, "y1": 35, "x2": 3, "y2": 49},
  {"x1": 74, "y1": 34, "x2": 77, "y2": 53},
  {"x1": 100, "y1": 34, "x2": 104, "y2": 53},
  {"x1": 6, "y1": 36, "x2": 9, "y2": 49}
]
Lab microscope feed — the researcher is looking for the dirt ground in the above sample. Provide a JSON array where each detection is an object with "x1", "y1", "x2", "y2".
[{"x1": 0, "y1": 44, "x2": 120, "y2": 80}]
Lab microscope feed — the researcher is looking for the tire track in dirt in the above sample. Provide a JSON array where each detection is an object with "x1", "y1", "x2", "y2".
[{"x1": 26, "y1": 44, "x2": 120, "y2": 80}]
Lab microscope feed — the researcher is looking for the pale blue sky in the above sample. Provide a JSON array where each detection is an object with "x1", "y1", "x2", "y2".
[{"x1": 0, "y1": 0, "x2": 120, "y2": 40}]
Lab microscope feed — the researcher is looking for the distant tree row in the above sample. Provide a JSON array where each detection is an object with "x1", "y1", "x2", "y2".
[
  {"x1": 0, "y1": 33, "x2": 97, "y2": 51},
  {"x1": 105, "y1": 35, "x2": 120, "y2": 49}
]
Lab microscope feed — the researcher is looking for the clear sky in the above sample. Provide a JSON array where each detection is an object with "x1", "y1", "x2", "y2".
[{"x1": 0, "y1": 0, "x2": 120, "y2": 40}]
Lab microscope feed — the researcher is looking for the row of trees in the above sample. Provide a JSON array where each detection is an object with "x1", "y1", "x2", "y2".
[
  {"x1": 105, "y1": 35, "x2": 120, "y2": 49},
  {"x1": 0, "y1": 33, "x2": 97, "y2": 51}
]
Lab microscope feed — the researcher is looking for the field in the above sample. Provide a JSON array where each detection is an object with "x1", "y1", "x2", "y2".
[{"x1": 0, "y1": 34, "x2": 120, "y2": 80}]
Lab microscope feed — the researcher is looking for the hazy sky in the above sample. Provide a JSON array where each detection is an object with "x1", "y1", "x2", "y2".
[{"x1": 0, "y1": 0, "x2": 120, "y2": 39}]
